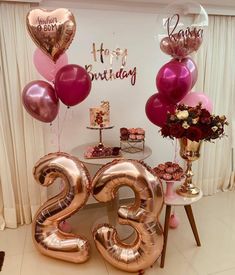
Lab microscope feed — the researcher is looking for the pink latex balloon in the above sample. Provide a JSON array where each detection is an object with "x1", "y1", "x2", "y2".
[
  {"x1": 180, "y1": 92, "x2": 213, "y2": 113},
  {"x1": 156, "y1": 60, "x2": 192, "y2": 104},
  {"x1": 181, "y1": 57, "x2": 198, "y2": 89},
  {"x1": 55, "y1": 64, "x2": 92, "y2": 107},
  {"x1": 33, "y1": 48, "x2": 68, "y2": 82},
  {"x1": 22, "y1": 80, "x2": 59, "y2": 123},
  {"x1": 169, "y1": 214, "x2": 180, "y2": 229},
  {"x1": 145, "y1": 93, "x2": 175, "y2": 127}
]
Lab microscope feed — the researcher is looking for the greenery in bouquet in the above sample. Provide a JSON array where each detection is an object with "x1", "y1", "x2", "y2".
[{"x1": 160, "y1": 103, "x2": 228, "y2": 142}]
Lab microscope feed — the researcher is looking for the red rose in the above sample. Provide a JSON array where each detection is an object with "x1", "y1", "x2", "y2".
[
  {"x1": 186, "y1": 126, "x2": 202, "y2": 142},
  {"x1": 161, "y1": 125, "x2": 171, "y2": 137},
  {"x1": 201, "y1": 109, "x2": 210, "y2": 117},
  {"x1": 200, "y1": 124, "x2": 213, "y2": 139},
  {"x1": 200, "y1": 109, "x2": 211, "y2": 124},
  {"x1": 169, "y1": 124, "x2": 185, "y2": 138}
]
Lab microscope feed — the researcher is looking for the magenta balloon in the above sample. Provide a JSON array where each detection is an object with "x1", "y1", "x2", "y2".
[
  {"x1": 156, "y1": 60, "x2": 192, "y2": 104},
  {"x1": 22, "y1": 80, "x2": 59, "y2": 123},
  {"x1": 180, "y1": 92, "x2": 213, "y2": 113},
  {"x1": 33, "y1": 48, "x2": 68, "y2": 82},
  {"x1": 145, "y1": 93, "x2": 176, "y2": 127},
  {"x1": 181, "y1": 57, "x2": 198, "y2": 89},
  {"x1": 55, "y1": 64, "x2": 92, "y2": 107}
]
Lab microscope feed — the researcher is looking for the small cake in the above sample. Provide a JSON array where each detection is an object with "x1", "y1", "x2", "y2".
[
  {"x1": 90, "y1": 101, "x2": 110, "y2": 128},
  {"x1": 120, "y1": 127, "x2": 145, "y2": 141},
  {"x1": 153, "y1": 162, "x2": 184, "y2": 181}
]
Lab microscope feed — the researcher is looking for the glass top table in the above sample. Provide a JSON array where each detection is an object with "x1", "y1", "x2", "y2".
[{"x1": 71, "y1": 142, "x2": 152, "y2": 166}]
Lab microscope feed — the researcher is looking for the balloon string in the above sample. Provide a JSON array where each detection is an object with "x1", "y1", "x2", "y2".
[
  {"x1": 173, "y1": 139, "x2": 179, "y2": 163},
  {"x1": 172, "y1": 206, "x2": 175, "y2": 214},
  {"x1": 57, "y1": 111, "x2": 60, "y2": 152},
  {"x1": 57, "y1": 108, "x2": 69, "y2": 152},
  {"x1": 59, "y1": 108, "x2": 68, "y2": 136}
]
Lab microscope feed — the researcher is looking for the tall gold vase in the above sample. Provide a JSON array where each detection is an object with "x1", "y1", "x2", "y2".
[{"x1": 176, "y1": 137, "x2": 202, "y2": 197}]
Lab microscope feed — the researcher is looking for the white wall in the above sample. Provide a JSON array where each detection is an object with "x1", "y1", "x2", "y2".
[
  {"x1": 41, "y1": 5, "x2": 181, "y2": 200},
  {"x1": 43, "y1": 6, "x2": 175, "y2": 160}
]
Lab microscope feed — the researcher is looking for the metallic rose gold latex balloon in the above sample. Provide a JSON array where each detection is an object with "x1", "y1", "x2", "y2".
[
  {"x1": 26, "y1": 8, "x2": 76, "y2": 62},
  {"x1": 32, "y1": 152, "x2": 91, "y2": 263},
  {"x1": 22, "y1": 80, "x2": 59, "y2": 123},
  {"x1": 92, "y1": 159, "x2": 164, "y2": 273}
]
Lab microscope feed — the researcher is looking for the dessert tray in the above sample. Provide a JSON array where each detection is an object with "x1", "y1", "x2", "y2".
[{"x1": 84, "y1": 145, "x2": 122, "y2": 159}]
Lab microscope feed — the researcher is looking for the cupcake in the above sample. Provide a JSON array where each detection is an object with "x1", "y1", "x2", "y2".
[{"x1": 154, "y1": 162, "x2": 184, "y2": 181}]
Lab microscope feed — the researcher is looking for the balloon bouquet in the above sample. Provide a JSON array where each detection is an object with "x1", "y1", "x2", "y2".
[
  {"x1": 146, "y1": 1, "x2": 211, "y2": 127},
  {"x1": 22, "y1": 8, "x2": 92, "y2": 234},
  {"x1": 22, "y1": 8, "x2": 92, "y2": 123}
]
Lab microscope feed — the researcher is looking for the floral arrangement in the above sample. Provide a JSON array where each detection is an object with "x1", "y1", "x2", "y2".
[{"x1": 160, "y1": 103, "x2": 228, "y2": 142}]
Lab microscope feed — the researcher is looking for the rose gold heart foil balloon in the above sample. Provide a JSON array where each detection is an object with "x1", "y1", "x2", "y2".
[
  {"x1": 32, "y1": 152, "x2": 91, "y2": 263},
  {"x1": 92, "y1": 159, "x2": 164, "y2": 273},
  {"x1": 26, "y1": 8, "x2": 76, "y2": 62}
]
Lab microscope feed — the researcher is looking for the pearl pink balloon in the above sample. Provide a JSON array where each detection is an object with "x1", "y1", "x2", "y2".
[
  {"x1": 181, "y1": 57, "x2": 198, "y2": 89},
  {"x1": 22, "y1": 80, "x2": 59, "y2": 123},
  {"x1": 55, "y1": 64, "x2": 92, "y2": 107},
  {"x1": 156, "y1": 60, "x2": 192, "y2": 104},
  {"x1": 145, "y1": 93, "x2": 175, "y2": 127},
  {"x1": 180, "y1": 92, "x2": 213, "y2": 113},
  {"x1": 169, "y1": 214, "x2": 180, "y2": 229},
  {"x1": 33, "y1": 48, "x2": 68, "y2": 82}
]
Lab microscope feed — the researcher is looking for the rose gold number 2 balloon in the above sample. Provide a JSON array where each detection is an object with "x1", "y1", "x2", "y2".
[
  {"x1": 92, "y1": 159, "x2": 164, "y2": 273},
  {"x1": 32, "y1": 152, "x2": 91, "y2": 263}
]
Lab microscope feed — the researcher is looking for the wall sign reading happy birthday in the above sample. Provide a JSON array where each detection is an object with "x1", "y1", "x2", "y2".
[{"x1": 85, "y1": 42, "x2": 137, "y2": 86}]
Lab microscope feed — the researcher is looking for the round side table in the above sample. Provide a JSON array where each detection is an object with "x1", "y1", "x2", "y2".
[{"x1": 160, "y1": 184, "x2": 202, "y2": 268}]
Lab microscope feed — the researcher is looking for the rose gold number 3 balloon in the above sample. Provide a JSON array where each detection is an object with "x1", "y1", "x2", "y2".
[
  {"x1": 32, "y1": 152, "x2": 91, "y2": 263},
  {"x1": 92, "y1": 159, "x2": 164, "y2": 273}
]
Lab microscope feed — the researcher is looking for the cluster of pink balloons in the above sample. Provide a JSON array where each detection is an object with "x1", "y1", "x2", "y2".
[
  {"x1": 145, "y1": 57, "x2": 212, "y2": 127},
  {"x1": 22, "y1": 48, "x2": 91, "y2": 123}
]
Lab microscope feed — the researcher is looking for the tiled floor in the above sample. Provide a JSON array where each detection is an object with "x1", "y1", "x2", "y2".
[{"x1": 1, "y1": 191, "x2": 235, "y2": 275}]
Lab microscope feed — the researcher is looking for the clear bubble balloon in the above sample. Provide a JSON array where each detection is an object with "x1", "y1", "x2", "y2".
[{"x1": 157, "y1": 1, "x2": 208, "y2": 59}]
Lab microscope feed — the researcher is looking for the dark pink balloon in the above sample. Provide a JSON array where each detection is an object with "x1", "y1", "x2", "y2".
[
  {"x1": 145, "y1": 93, "x2": 176, "y2": 127},
  {"x1": 55, "y1": 64, "x2": 92, "y2": 107},
  {"x1": 22, "y1": 80, "x2": 59, "y2": 123},
  {"x1": 181, "y1": 57, "x2": 198, "y2": 89},
  {"x1": 156, "y1": 60, "x2": 192, "y2": 104}
]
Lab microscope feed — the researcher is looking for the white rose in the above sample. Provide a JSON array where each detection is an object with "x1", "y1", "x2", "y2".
[
  {"x1": 182, "y1": 121, "x2": 190, "y2": 129},
  {"x1": 212, "y1": 126, "x2": 218, "y2": 132},
  {"x1": 192, "y1": 118, "x2": 199, "y2": 124},
  {"x1": 176, "y1": 110, "x2": 189, "y2": 120}
]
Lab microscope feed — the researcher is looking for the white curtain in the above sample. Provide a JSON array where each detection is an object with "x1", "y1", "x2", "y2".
[
  {"x1": 0, "y1": 2, "x2": 47, "y2": 229},
  {"x1": 193, "y1": 15, "x2": 235, "y2": 195}
]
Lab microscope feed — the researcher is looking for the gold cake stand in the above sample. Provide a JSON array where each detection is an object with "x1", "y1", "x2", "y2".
[{"x1": 86, "y1": 126, "x2": 114, "y2": 151}]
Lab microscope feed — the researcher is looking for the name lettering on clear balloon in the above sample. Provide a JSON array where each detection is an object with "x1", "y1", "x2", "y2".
[
  {"x1": 166, "y1": 14, "x2": 203, "y2": 42},
  {"x1": 85, "y1": 42, "x2": 137, "y2": 86}
]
